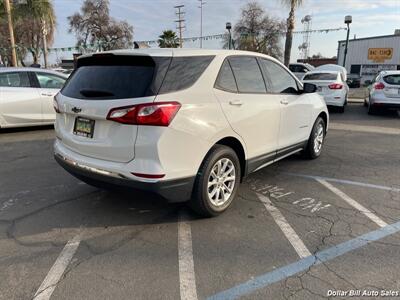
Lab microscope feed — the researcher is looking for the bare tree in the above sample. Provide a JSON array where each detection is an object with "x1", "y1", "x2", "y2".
[
  {"x1": 225, "y1": 2, "x2": 286, "y2": 60},
  {"x1": 68, "y1": 0, "x2": 134, "y2": 51}
]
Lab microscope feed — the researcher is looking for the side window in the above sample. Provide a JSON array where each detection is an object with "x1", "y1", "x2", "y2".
[
  {"x1": 260, "y1": 59, "x2": 299, "y2": 94},
  {"x1": 228, "y1": 56, "x2": 266, "y2": 93},
  {"x1": 0, "y1": 72, "x2": 31, "y2": 88},
  {"x1": 36, "y1": 73, "x2": 66, "y2": 89},
  {"x1": 159, "y1": 56, "x2": 215, "y2": 94},
  {"x1": 214, "y1": 60, "x2": 237, "y2": 93}
]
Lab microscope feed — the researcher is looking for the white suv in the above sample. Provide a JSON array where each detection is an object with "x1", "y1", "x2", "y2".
[{"x1": 54, "y1": 49, "x2": 328, "y2": 216}]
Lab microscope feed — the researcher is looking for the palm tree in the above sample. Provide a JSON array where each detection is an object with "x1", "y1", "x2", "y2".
[
  {"x1": 13, "y1": 0, "x2": 56, "y2": 64},
  {"x1": 158, "y1": 30, "x2": 179, "y2": 48},
  {"x1": 282, "y1": 0, "x2": 303, "y2": 66}
]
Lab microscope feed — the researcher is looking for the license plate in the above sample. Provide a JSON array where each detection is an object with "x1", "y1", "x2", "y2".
[{"x1": 73, "y1": 117, "x2": 95, "y2": 138}]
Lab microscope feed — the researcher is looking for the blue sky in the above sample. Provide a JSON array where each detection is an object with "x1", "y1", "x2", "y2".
[{"x1": 48, "y1": 0, "x2": 400, "y2": 64}]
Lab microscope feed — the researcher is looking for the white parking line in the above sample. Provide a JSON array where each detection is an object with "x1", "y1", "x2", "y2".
[
  {"x1": 284, "y1": 172, "x2": 400, "y2": 193},
  {"x1": 257, "y1": 193, "x2": 312, "y2": 259},
  {"x1": 178, "y1": 212, "x2": 198, "y2": 300},
  {"x1": 329, "y1": 122, "x2": 400, "y2": 135},
  {"x1": 317, "y1": 179, "x2": 388, "y2": 228},
  {"x1": 33, "y1": 233, "x2": 82, "y2": 300}
]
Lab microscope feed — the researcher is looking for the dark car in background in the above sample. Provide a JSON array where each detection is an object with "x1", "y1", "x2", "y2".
[{"x1": 346, "y1": 73, "x2": 361, "y2": 88}]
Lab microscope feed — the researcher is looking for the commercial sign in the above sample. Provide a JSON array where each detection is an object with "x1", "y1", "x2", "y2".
[{"x1": 368, "y1": 48, "x2": 393, "y2": 62}]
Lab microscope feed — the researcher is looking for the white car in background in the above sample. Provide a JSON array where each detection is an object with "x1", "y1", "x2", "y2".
[
  {"x1": 0, "y1": 68, "x2": 67, "y2": 128},
  {"x1": 366, "y1": 70, "x2": 400, "y2": 115},
  {"x1": 302, "y1": 70, "x2": 349, "y2": 113},
  {"x1": 288, "y1": 62, "x2": 315, "y2": 80},
  {"x1": 54, "y1": 49, "x2": 328, "y2": 217}
]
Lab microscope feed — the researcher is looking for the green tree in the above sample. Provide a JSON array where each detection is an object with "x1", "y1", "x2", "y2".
[
  {"x1": 158, "y1": 30, "x2": 179, "y2": 48},
  {"x1": 224, "y1": 2, "x2": 285, "y2": 59},
  {"x1": 0, "y1": 0, "x2": 56, "y2": 65},
  {"x1": 282, "y1": 0, "x2": 303, "y2": 66},
  {"x1": 68, "y1": 0, "x2": 133, "y2": 51}
]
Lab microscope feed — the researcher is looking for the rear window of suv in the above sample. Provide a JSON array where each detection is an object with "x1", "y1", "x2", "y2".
[
  {"x1": 61, "y1": 54, "x2": 214, "y2": 100},
  {"x1": 303, "y1": 73, "x2": 337, "y2": 81},
  {"x1": 383, "y1": 74, "x2": 400, "y2": 85}
]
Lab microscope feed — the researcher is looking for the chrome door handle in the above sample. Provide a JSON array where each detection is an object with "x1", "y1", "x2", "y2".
[
  {"x1": 229, "y1": 100, "x2": 243, "y2": 106},
  {"x1": 280, "y1": 99, "x2": 289, "y2": 105}
]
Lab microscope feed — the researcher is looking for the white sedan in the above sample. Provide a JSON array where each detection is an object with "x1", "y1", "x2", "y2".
[
  {"x1": 302, "y1": 70, "x2": 349, "y2": 113},
  {"x1": 0, "y1": 68, "x2": 67, "y2": 128}
]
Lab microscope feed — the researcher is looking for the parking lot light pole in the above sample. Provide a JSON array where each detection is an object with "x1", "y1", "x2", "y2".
[
  {"x1": 343, "y1": 15, "x2": 352, "y2": 69},
  {"x1": 226, "y1": 22, "x2": 232, "y2": 50}
]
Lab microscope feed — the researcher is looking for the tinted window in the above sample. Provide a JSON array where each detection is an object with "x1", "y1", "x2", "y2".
[
  {"x1": 228, "y1": 56, "x2": 266, "y2": 93},
  {"x1": 303, "y1": 73, "x2": 338, "y2": 81},
  {"x1": 0, "y1": 72, "x2": 30, "y2": 87},
  {"x1": 289, "y1": 64, "x2": 307, "y2": 73},
  {"x1": 62, "y1": 55, "x2": 170, "y2": 100},
  {"x1": 383, "y1": 74, "x2": 400, "y2": 85},
  {"x1": 260, "y1": 59, "x2": 299, "y2": 94},
  {"x1": 159, "y1": 56, "x2": 215, "y2": 94},
  {"x1": 36, "y1": 73, "x2": 66, "y2": 89},
  {"x1": 215, "y1": 60, "x2": 237, "y2": 93}
]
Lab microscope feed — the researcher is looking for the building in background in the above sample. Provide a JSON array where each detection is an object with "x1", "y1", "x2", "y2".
[
  {"x1": 337, "y1": 30, "x2": 400, "y2": 83},
  {"x1": 297, "y1": 57, "x2": 337, "y2": 67}
]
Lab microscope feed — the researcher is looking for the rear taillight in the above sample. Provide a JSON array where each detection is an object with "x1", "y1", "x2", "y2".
[
  {"x1": 107, "y1": 102, "x2": 181, "y2": 126},
  {"x1": 53, "y1": 95, "x2": 60, "y2": 113},
  {"x1": 328, "y1": 83, "x2": 343, "y2": 90},
  {"x1": 374, "y1": 82, "x2": 385, "y2": 90}
]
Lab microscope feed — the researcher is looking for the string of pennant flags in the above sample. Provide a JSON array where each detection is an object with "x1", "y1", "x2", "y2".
[{"x1": 0, "y1": 27, "x2": 347, "y2": 53}]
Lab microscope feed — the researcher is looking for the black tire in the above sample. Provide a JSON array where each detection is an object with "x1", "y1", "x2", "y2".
[
  {"x1": 363, "y1": 98, "x2": 368, "y2": 107},
  {"x1": 368, "y1": 101, "x2": 377, "y2": 115},
  {"x1": 189, "y1": 145, "x2": 241, "y2": 217},
  {"x1": 304, "y1": 117, "x2": 326, "y2": 159}
]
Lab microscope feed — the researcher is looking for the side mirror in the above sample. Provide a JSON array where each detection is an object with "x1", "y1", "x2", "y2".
[{"x1": 303, "y1": 82, "x2": 317, "y2": 93}]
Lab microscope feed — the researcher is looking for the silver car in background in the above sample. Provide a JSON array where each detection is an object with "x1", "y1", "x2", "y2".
[
  {"x1": 288, "y1": 62, "x2": 315, "y2": 80},
  {"x1": 302, "y1": 70, "x2": 349, "y2": 113},
  {"x1": 0, "y1": 68, "x2": 67, "y2": 128},
  {"x1": 366, "y1": 70, "x2": 400, "y2": 115}
]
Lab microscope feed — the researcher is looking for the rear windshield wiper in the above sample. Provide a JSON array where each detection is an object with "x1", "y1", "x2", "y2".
[{"x1": 79, "y1": 89, "x2": 115, "y2": 97}]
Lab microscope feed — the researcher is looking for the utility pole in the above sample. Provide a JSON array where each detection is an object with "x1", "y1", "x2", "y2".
[
  {"x1": 4, "y1": 0, "x2": 17, "y2": 67},
  {"x1": 174, "y1": 5, "x2": 185, "y2": 48},
  {"x1": 42, "y1": 18, "x2": 48, "y2": 68},
  {"x1": 198, "y1": 0, "x2": 206, "y2": 48}
]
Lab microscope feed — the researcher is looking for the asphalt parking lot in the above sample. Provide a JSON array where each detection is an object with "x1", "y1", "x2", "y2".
[{"x1": 1, "y1": 103, "x2": 400, "y2": 300}]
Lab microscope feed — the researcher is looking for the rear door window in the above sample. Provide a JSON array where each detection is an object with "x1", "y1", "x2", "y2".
[
  {"x1": 228, "y1": 56, "x2": 266, "y2": 93},
  {"x1": 158, "y1": 56, "x2": 215, "y2": 94},
  {"x1": 0, "y1": 72, "x2": 31, "y2": 87},
  {"x1": 214, "y1": 60, "x2": 238, "y2": 93},
  {"x1": 35, "y1": 72, "x2": 66, "y2": 89}
]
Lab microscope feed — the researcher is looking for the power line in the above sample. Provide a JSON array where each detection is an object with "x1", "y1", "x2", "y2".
[{"x1": 174, "y1": 5, "x2": 185, "y2": 48}]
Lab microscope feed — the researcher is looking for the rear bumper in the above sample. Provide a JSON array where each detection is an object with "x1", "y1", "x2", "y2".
[{"x1": 54, "y1": 153, "x2": 195, "y2": 203}]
